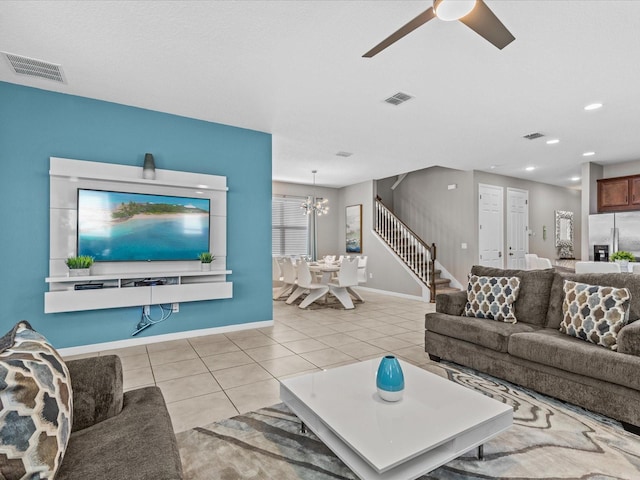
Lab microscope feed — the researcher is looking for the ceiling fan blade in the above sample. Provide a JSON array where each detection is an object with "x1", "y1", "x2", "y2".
[
  {"x1": 459, "y1": 0, "x2": 515, "y2": 49},
  {"x1": 363, "y1": 7, "x2": 436, "y2": 58}
]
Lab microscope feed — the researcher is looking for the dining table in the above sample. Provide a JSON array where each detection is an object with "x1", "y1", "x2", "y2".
[{"x1": 308, "y1": 262, "x2": 340, "y2": 283}]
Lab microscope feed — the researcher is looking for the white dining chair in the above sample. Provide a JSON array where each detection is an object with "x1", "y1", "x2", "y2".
[
  {"x1": 286, "y1": 260, "x2": 329, "y2": 308},
  {"x1": 524, "y1": 254, "x2": 538, "y2": 270},
  {"x1": 535, "y1": 257, "x2": 553, "y2": 269},
  {"x1": 272, "y1": 257, "x2": 284, "y2": 300},
  {"x1": 356, "y1": 255, "x2": 368, "y2": 283},
  {"x1": 574, "y1": 261, "x2": 622, "y2": 273},
  {"x1": 274, "y1": 257, "x2": 298, "y2": 300},
  {"x1": 328, "y1": 258, "x2": 359, "y2": 309},
  {"x1": 323, "y1": 255, "x2": 336, "y2": 264}
]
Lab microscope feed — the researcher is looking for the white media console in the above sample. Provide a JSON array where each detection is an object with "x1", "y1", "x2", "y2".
[{"x1": 46, "y1": 157, "x2": 232, "y2": 314}]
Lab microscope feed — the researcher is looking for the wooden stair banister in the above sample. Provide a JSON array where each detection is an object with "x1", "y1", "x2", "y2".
[{"x1": 374, "y1": 196, "x2": 437, "y2": 302}]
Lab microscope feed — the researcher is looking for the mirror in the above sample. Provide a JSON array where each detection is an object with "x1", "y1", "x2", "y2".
[{"x1": 555, "y1": 210, "x2": 574, "y2": 258}]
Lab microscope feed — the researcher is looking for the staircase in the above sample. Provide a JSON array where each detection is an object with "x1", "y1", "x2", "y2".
[
  {"x1": 375, "y1": 196, "x2": 444, "y2": 302},
  {"x1": 433, "y1": 269, "x2": 458, "y2": 294}
]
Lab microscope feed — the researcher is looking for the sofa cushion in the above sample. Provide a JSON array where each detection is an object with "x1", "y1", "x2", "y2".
[
  {"x1": 0, "y1": 321, "x2": 72, "y2": 480},
  {"x1": 435, "y1": 290, "x2": 467, "y2": 316},
  {"x1": 464, "y1": 275, "x2": 521, "y2": 323},
  {"x1": 67, "y1": 356, "x2": 124, "y2": 432},
  {"x1": 425, "y1": 312, "x2": 540, "y2": 353},
  {"x1": 560, "y1": 280, "x2": 631, "y2": 350},
  {"x1": 56, "y1": 386, "x2": 183, "y2": 480},
  {"x1": 546, "y1": 272, "x2": 640, "y2": 330},
  {"x1": 618, "y1": 320, "x2": 640, "y2": 356},
  {"x1": 508, "y1": 329, "x2": 640, "y2": 392},
  {"x1": 470, "y1": 266, "x2": 554, "y2": 326}
]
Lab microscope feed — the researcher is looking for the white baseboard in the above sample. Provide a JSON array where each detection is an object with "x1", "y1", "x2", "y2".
[
  {"x1": 355, "y1": 286, "x2": 426, "y2": 302},
  {"x1": 57, "y1": 320, "x2": 274, "y2": 357}
]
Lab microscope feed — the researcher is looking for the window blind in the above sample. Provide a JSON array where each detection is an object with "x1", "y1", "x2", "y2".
[{"x1": 272, "y1": 196, "x2": 309, "y2": 256}]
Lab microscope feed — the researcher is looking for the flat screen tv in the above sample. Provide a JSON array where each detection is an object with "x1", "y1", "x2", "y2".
[{"x1": 77, "y1": 189, "x2": 210, "y2": 262}]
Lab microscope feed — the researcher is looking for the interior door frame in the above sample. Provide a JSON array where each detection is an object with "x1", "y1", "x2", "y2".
[
  {"x1": 506, "y1": 187, "x2": 529, "y2": 269},
  {"x1": 478, "y1": 183, "x2": 504, "y2": 268}
]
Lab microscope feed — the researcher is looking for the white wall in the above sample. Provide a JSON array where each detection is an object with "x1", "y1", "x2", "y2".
[
  {"x1": 382, "y1": 166, "x2": 582, "y2": 286},
  {"x1": 338, "y1": 181, "x2": 423, "y2": 297},
  {"x1": 602, "y1": 159, "x2": 640, "y2": 178},
  {"x1": 474, "y1": 171, "x2": 582, "y2": 264},
  {"x1": 272, "y1": 181, "x2": 340, "y2": 256}
]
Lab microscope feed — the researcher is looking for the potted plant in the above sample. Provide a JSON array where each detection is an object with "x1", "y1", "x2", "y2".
[
  {"x1": 198, "y1": 252, "x2": 215, "y2": 271},
  {"x1": 610, "y1": 250, "x2": 635, "y2": 272},
  {"x1": 66, "y1": 255, "x2": 94, "y2": 277}
]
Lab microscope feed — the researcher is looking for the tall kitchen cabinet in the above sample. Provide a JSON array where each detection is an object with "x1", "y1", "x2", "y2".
[{"x1": 597, "y1": 174, "x2": 640, "y2": 212}]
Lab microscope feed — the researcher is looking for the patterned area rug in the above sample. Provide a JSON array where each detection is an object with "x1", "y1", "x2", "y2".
[{"x1": 176, "y1": 363, "x2": 640, "y2": 479}]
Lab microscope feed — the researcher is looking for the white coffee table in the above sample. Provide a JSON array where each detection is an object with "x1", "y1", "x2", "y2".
[{"x1": 279, "y1": 359, "x2": 512, "y2": 480}]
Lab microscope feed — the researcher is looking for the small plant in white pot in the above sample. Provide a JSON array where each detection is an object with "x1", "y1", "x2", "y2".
[
  {"x1": 198, "y1": 252, "x2": 215, "y2": 271},
  {"x1": 610, "y1": 250, "x2": 634, "y2": 272},
  {"x1": 66, "y1": 255, "x2": 94, "y2": 277}
]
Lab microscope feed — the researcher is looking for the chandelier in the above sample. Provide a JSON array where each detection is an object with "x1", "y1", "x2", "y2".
[{"x1": 301, "y1": 170, "x2": 329, "y2": 216}]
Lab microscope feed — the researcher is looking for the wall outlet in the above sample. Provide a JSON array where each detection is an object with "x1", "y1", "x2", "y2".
[
  {"x1": 369, "y1": 272, "x2": 373, "y2": 279},
  {"x1": 461, "y1": 243, "x2": 468, "y2": 249},
  {"x1": 172, "y1": 303, "x2": 179, "y2": 313}
]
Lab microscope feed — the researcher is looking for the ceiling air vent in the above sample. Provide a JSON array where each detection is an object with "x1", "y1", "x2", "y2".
[
  {"x1": 384, "y1": 92, "x2": 413, "y2": 106},
  {"x1": 3, "y1": 52, "x2": 66, "y2": 83},
  {"x1": 336, "y1": 151, "x2": 353, "y2": 158},
  {"x1": 523, "y1": 132, "x2": 544, "y2": 140}
]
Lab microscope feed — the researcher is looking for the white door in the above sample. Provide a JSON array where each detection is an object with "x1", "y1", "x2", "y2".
[
  {"x1": 478, "y1": 184, "x2": 504, "y2": 268},
  {"x1": 507, "y1": 188, "x2": 529, "y2": 269}
]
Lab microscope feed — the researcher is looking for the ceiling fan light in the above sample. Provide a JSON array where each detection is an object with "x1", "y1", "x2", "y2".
[{"x1": 434, "y1": 0, "x2": 477, "y2": 21}]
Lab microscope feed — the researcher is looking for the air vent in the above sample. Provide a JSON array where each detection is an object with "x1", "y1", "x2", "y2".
[
  {"x1": 384, "y1": 92, "x2": 413, "y2": 106},
  {"x1": 523, "y1": 132, "x2": 544, "y2": 140},
  {"x1": 3, "y1": 52, "x2": 66, "y2": 83},
  {"x1": 336, "y1": 151, "x2": 353, "y2": 158}
]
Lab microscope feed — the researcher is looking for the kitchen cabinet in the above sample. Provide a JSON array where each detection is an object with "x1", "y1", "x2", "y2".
[{"x1": 597, "y1": 174, "x2": 640, "y2": 212}]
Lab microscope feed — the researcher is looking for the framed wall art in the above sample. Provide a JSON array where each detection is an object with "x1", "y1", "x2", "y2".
[{"x1": 346, "y1": 204, "x2": 362, "y2": 253}]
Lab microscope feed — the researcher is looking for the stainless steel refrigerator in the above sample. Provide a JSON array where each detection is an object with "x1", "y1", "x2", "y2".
[{"x1": 588, "y1": 212, "x2": 640, "y2": 260}]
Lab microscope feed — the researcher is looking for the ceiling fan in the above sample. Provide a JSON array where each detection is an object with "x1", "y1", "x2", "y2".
[{"x1": 363, "y1": 0, "x2": 515, "y2": 58}]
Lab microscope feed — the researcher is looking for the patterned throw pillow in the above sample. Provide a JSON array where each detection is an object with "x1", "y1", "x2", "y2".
[
  {"x1": 464, "y1": 275, "x2": 521, "y2": 323},
  {"x1": 0, "y1": 321, "x2": 72, "y2": 479},
  {"x1": 560, "y1": 280, "x2": 631, "y2": 350}
]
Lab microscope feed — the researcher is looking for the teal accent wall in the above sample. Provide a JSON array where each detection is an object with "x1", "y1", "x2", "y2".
[{"x1": 0, "y1": 81, "x2": 272, "y2": 348}]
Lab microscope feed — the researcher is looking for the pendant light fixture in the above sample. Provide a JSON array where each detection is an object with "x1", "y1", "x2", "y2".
[{"x1": 301, "y1": 170, "x2": 329, "y2": 216}]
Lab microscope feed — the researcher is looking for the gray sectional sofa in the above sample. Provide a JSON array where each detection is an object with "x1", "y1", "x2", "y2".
[
  {"x1": 57, "y1": 355, "x2": 183, "y2": 480},
  {"x1": 425, "y1": 265, "x2": 640, "y2": 432}
]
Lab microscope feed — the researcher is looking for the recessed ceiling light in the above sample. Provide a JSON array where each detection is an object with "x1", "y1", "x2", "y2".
[
  {"x1": 584, "y1": 103, "x2": 603, "y2": 111},
  {"x1": 336, "y1": 151, "x2": 353, "y2": 158},
  {"x1": 546, "y1": 139, "x2": 560, "y2": 145},
  {"x1": 571, "y1": 176, "x2": 581, "y2": 182},
  {"x1": 582, "y1": 151, "x2": 596, "y2": 157},
  {"x1": 525, "y1": 166, "x2": 535, "y2": 171},
  {"x1": 489, "y1": 165, "x2": 497, "y2": 169}
]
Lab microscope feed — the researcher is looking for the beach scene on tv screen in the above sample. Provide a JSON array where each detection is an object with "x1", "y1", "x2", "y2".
[{"x1": 78, "y1": 189, "x2": 210, "y2": 262}]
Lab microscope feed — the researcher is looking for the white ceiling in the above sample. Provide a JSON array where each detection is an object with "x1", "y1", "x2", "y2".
[{"x1": 2, "y1": 1, "x2": 640, "y2": 189}]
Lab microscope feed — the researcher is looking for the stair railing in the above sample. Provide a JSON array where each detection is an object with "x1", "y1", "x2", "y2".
[{"x1": 374, "y1": 196, "x2": 437, "y2": 302}]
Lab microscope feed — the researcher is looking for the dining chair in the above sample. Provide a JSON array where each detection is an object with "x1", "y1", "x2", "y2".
[
  {"x1": 574, "y1": 261, "x2": 622, "y2": 273},
  {"x1": 328, "y1": 258, "x2": 359, "y2": 309},
  {"x1": 524, "y1": 253, "x2": 539, "y2": 270},
  {"x1": 286, "y1": 260, "x2": 329, "y2": 308},
  {"x1": 323, "y1": 255, "x2": 336, "y2": 264},
  {"x1": 272, "y1": 257, "x2": 284, "y2": 300},
  {"x1": 274, "y1": 257, "x2": 298, "y2": 300},
  {"x1": 535, "y1": 257, "x2": 553, "y2": 269}
]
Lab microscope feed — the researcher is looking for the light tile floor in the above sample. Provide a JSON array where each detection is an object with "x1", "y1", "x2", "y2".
[{"x1": 69, "y1": 291, "x2": 436, "y2": 433}]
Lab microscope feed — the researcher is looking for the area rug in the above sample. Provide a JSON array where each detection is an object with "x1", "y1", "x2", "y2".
[{"x1": 176, "y1": 363, "x2": 640, "y2": 479}]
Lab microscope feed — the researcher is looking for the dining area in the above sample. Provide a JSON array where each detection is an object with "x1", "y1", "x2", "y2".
[{"x1": 272, "y1": 255, "x2": 368, "y2": 310}]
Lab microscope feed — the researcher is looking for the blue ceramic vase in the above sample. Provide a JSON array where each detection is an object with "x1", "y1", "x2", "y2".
[{"x1": 376, "y1": 355, "x2": 404, "y2": 402}]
